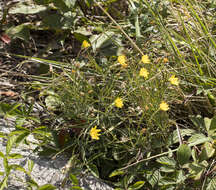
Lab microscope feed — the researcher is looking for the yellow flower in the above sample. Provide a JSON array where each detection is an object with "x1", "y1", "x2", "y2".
[
  {"x1": 90, "y1": 126, "x2": 101, "y2": 140},
  {"x1": 139, "y1": 68, "x2": 149, "y2": 78},
  {"x1": 117, "y1": 55, "x2": 127, "y2": 67},
  {"x1": 82, "y1": 40, "x2": 91, "y2": 48},
  {"x1": 141, "y1": 55, "x2": 150, "y2": 64},
  {"x1": 163, "y1": 58, "x2": 169, "y2": 63},
  {"x1": 160, "y1": 101, "x2": 169, "y2": 111},
  {"x1": 114, "y1": 97, "x2": 123, "y2": 108},
  {"x1": 168, "y1": 75, "x2": 179, "y2": 86}
]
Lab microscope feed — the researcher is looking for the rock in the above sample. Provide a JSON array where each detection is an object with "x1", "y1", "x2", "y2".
[{"x1": 0, "y1": 117, "x2": 113, "y2": 190}]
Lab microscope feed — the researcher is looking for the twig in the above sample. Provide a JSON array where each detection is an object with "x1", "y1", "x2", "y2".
[{"x1": 95, "y1": 1, "x2": 144, "y2": 56}]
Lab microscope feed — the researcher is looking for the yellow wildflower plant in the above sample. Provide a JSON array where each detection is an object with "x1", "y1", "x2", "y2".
[
  {"x1": 90, "y1": 126, "x2": 101, "y2": 140},
  {"x1": 114, "y1": 97, "x2": 123, "y2": 108},
  {"x1": 160, "y1": 101, "x2": 169, "y2": 111},
  {"x1": 82, "y1": 40, "x2": 91, "y2": 48},
  {"x1": 141, "y1": 55, "x2": 150, "y2": 64},
  {"x1": 168, "y1": 75, "x2": 179, "y2": 86},
  {"x1": 117, "y1": 55, "x2": 127, "y2": 67},
  {"x1": 139, "y1": 68, "x2": 149, "y2": 79}
]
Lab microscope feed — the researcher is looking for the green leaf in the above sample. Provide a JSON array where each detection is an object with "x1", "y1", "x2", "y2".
[
  {"x1": 159, "y1": 165, "x2": 176, "y2": 173},
  {"x1": 6, "y1": 24, "x2": 30, "y2": 41},
  {"x1": 169, "y1": 129, "x2": 195, "y2": 145},
  {"x1": 28, "y1": 160, "x2": 35, "y2": 173},
  {"x1": 209, "y1": 116, "x2": 216, "y2": 131},
  {"x1": 109, "y1": 170, "x2": 125, "y2": 178},
  {"x1": 64, "y1": 0, "x2": 77, "y2": 9},
  {"x1": 15, "y1": 131, "x2": 30, "y2": 146},
  {"x1": 188, "y1": 133, "x2": 207, "y2": 145},
  {"x1": 188, "y1": 163, "x2": 204, "y2": 180},
  {"x1": 0, "y1": 176, "x2": 8, "y2": 190},
  {"x1": 69, "y1": 174, "x2": 79, "y2": 185},
  {"x1": 156, "y1": 156, "x2": 176, "y2": 166},
  {"x1": 146, "y1": 169, "x2": 161, "y2": 187},
  {"x1": 15, "y1": 117, "x2": 26, "y2": 127},
  {"x1": 70, "y1": 186, "x2": 83, "y2": 190},
  {"x1": 158, "y1": 177, "x2": 176, "y2": 186},
  {"x1": 128, "y1": 181, "x2": 145, "y2": 190},
  {"x1": 0, "y1": 172, "x2": 4, "y2": 176},
  {"x1": 10, "y1": 164, "x2": 27, "y2": 173},
  {"x1": 6, "y1": 135, "x2": 17, "y2": 155},
  {"x1": 207, "y1": 176, "x2": 216, "y2": 190},
  {"x1": 190, "y1": 115, "x2": 205, "y2": 129},
  {"x1": 38, "y1": 184, "x2": 56, "y2": 190},
  {"x1": 7, "y1": 153, "x2": 23, "y2": 159},
  {"x1": 177, "y1": 144, "x2": 191, "y2": 165},
  {"x1": 0, "y1": 151, "x2": 4, "y2": 158},
  {"x1": 45, "y1": 95, "x2": 61, "y2": 111},
  {"x1": 198, "y1": 142, "x2": 215, "y2": 161},
  {"x1": 9, "y1": 1, "x2": 47, "y2": 14},
  {"x1": 3, "y1": 158, "x2": 9, "y2": 175},
  {"x1": 0, "y1": 132, "x2": 6, "y2": 138},
  {"x1": 86, "y1": 164, "x2": 99, "y2": 178}
]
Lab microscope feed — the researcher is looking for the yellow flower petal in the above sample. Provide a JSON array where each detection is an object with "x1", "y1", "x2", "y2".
[
  {"x1": 139, "y1": 68, "x2": 149, "y2": 78},
  {"x1": 114, "y1": 97, "x2": 123, "y2": 108},
  {"x1": 168, "y1": 75, "x2": 179, "y2": 86},
  {"x1": 82, "y1": 40, "x2": 91, "y2": 48},
  {"x1": 163, "y1": 58, "x2": 169, "y2": 63},
  {"x1": 160, "y1": 101, "x2": 169, "y2": 111},
  {"x1": 90, "y1": 126, "x2": 101, "y2": 140},
  {"x1": 141, "y1": 55, "x2": 150, "y2": 64},
  {"x1": 117, "y1": 55, "x2": 127, "y2": 67}
]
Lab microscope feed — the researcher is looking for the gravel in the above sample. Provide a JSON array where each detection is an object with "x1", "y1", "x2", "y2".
[{"x1": 0, "y1": 118, "x2": 113, "y2": 190}]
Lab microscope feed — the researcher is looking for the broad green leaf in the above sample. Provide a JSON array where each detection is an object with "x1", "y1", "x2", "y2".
[
  {"x1": 198, "y1": 142, "x2": 215, "y2": 161},
  {"x1": 146, "y1": 169, "x2": 161, "y2": 187},
  {"x1": 6, "y1": 24, "x2": 30, "y2": 41},
  {"x1": 128, "y1": 181, "x2": 145, "y2": 190},
  {"x1": 38, "y1": 184, "x2": 56, "y2": 190},
  {"x1": 190, "y1": 115, "x2": 205, "y2": 129},
  {"x1": 209, "y1": 116, "x2": 216, "y2": 131},
  {"x1": 169, "y1": 129, "x2": 195, "y2": 145},
  {"x1": 9, "y1": 1, "x2": 47, "y2": 14},
  {"x1": 87, "y1": 164, "x2": 99, "y2": 178},
  {"x1": 204, "y1": 117, "x2": 212, "y2": 131},
  {"x1": 156, "y1": 156, "x2": 176, "y2": 166},
  {"x1": 64, "y1": 0, "x2": 77, "y2": 8},
  {"x1": 188, "y1": 163, "x2": 204, "y2": 180},
  {"x1": 207, "y1": 176, "x2": 216, "y2": 190},
  {"x1": 188, "y1": 133, "x2": 206, "y2": 145},
  {"x1": 69, "y1": 174, "x2": 79, "y2": 185},
  {"x1": 177, "y1": 144, "x2": 191, "y2": 165},
  {"x1": 0, "y1": 172, "x2": 4, "y2": 176},
  {"x1": 109, "y1": 170, "x2": 125, "y2": 178},
  {"x1": 45, "y1": 95, "x2": 62, "y2": 111},
  {"x1": 158, "y1": 177, "x2": 176, "y2": 186},
  {"x1": 159, "y1": 165, "x2": 175, "y2": 173}
]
